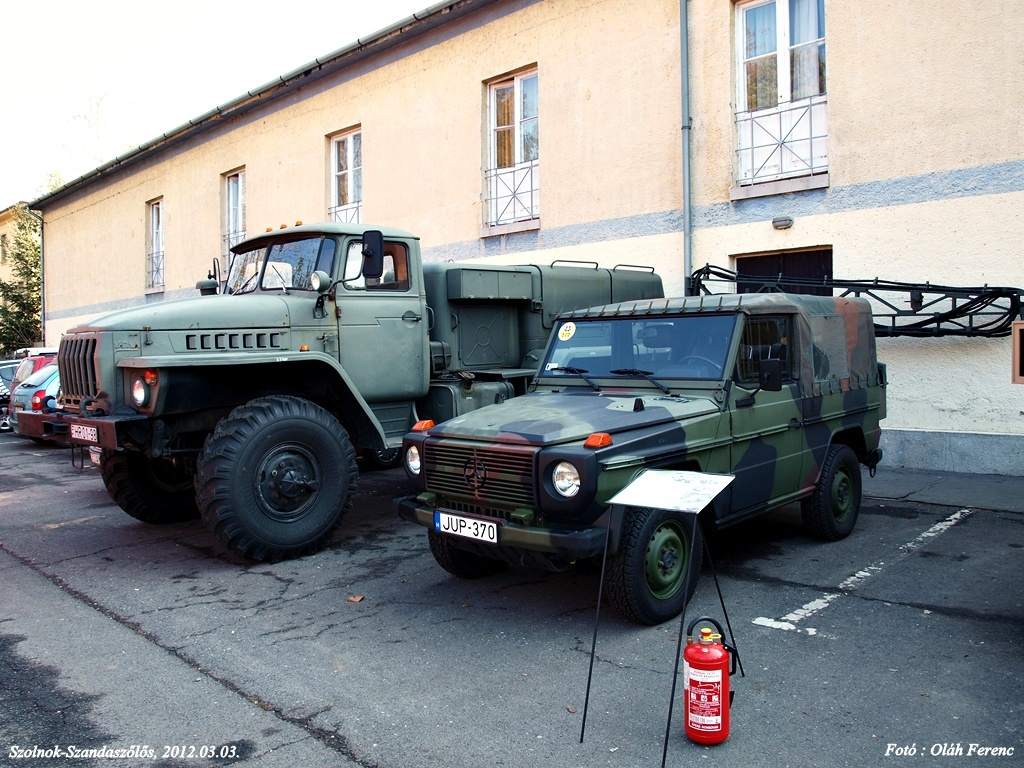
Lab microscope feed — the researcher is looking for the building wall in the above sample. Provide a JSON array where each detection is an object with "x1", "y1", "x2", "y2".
[
  {"x1": 35, "y1": 0, "x2": 1024, "y2": 473},
  {"x1": 42, "y1": 0, "x2": 686, "y2": 335},
  {"x1": 686, "y1": 0, "x2": 1024, "y2": 473},
  {"x1": 0, "y1": 207, "x2": 16, "y2": 286}
]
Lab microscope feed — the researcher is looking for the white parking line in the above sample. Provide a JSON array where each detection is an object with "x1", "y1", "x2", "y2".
[{"x1": 752, "y1": 508, "x2": 976, "y2": 635}]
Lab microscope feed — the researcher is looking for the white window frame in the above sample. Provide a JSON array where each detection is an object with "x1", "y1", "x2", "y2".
[
  {"x1": 223, "y1": 169, "x2": 246, "y2": 261},
  {"x1": 484, "y1": 69, "x2": 539, "y2": 229},
  {"x1": 734, "y1": 0, "x2": 828, "y2": 190},
  {"x1": 146, "y1": 199, "x2": 164, "y2": 291},
  {"x1": 330, "y1": 129, "x2": 362, "y2": 224}
]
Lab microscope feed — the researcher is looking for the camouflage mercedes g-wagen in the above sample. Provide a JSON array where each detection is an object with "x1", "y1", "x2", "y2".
[{"x1": 396, "y1": 293, "x2": 886, "y2": 624}]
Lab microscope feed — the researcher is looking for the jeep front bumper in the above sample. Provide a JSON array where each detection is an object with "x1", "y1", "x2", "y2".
[{"x1": 394, "y1": 493, "x2": 610, "y2": 560}]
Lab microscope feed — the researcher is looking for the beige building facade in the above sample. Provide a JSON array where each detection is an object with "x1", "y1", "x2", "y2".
[{"x1": 29, "y1": 0, "x2": 1024, "y2": 473}]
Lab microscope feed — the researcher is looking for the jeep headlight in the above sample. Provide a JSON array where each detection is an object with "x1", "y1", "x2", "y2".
[
  {"x1": 405, "y1": 445, "x2": 422, "y2": 475},
  {"x1": 552, "y1": 461, "x2": 581, "y2": 497}
]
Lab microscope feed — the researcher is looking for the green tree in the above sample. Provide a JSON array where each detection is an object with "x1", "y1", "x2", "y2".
[{"x1": 0, "y1": 206, "x2": 42, "y2": 356}]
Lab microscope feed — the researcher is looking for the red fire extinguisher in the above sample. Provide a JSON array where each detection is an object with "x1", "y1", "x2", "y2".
[{"x1": 683, "y1": 616, "x2": 737, "y2": 745}]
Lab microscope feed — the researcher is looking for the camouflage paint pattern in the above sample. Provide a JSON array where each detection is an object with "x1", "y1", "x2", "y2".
[{"x1": 396, "y1": 293, "x2": 886, "y2": 568}]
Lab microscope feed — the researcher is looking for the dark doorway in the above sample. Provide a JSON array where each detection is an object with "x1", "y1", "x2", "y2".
[{"x1": 734, "y1": 248, "x2": 833, "y2": 296}]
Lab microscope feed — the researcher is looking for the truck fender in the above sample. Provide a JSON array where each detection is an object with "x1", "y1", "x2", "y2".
[
  {"x1": 298, "y1": 353, "x2": 390, "y2": 450},
  {"x1": 132, "y1": 352, "x2": 390, "y2": 451}
]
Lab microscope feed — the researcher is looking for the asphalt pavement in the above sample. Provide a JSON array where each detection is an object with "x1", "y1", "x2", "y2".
[
  {"x1": 1, "y1": 438, "x2": 1021, "y2": 768},
  {"x1": 863, "y1": 466, "x2": 1024, "y2": 514}
]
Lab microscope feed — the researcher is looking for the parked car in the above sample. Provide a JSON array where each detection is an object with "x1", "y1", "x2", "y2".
[
  {"x1": 10, "y1": 353, "x2": 57, "y2": 395},
  {"x1": 11, "y1": 363, "x2": 59, "y2": 436},
  {"x1": 0, "y1": 360, "x2": 21, "y2": 432}
]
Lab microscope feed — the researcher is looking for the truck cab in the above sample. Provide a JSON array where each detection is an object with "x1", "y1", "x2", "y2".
[{"x1": 21, "y1": 223, "x2": 662, "y2": 562}]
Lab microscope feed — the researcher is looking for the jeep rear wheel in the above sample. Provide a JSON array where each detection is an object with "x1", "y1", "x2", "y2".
[
  {"x1": 195, "y1": 395, "x2": 358, "y2": 562},
  {"x1": 363, "y1": 447, "x2": 402, "y2": 471},
  {"x1": 428, "y1": 530, "x2": 507, "y2": 579},
  {"x1": 100, "y1": 450, "x2": 199, "y2": 524},
  {"x1": 607, "y1": 507, "x2": 702, "y2": 625},
  {"x1": 802, "y1": 443, "x2": 861, "y2": 541}
]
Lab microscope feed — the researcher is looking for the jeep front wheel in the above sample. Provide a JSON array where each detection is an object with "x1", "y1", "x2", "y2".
[
  {"x1": 195, "y1": 395, "x2": 358, "y2": 562},
  {"x1": 607, "y1": 507, "x2": 702, "y2": 625},
  {"x1": 802, "y1": 443, "x2": 861, "y2": 541},
  {"x1": 428, "y1": 530, "x2": 507, "y2": 578},
  {"x1": 100, "y1": 450, "x2": 199, "y2": 524}
]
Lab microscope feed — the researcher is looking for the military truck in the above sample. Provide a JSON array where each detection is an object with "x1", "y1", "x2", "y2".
[
  {"x1": 396, "y1": 293, "x2": 886, "y2": 624},
  {"x1": 21, "y1": 223, "x2": 663, "y2": 561}
]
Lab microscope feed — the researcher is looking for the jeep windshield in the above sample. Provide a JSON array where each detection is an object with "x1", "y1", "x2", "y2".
[
  {"x1": 226, "y1": 236, "x2": 337, "y2": 295},
  {"x1": 540, "y1": 314, "x2": 736, "y2": 382}
]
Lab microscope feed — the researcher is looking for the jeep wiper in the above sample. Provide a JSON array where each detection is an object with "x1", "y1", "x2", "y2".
[
  {"x1": 552, "y1": 366, "x2": 601, "y2": 391},
  {"x1": 609, "y1": 368, "x2": 672, "y2": 395}
]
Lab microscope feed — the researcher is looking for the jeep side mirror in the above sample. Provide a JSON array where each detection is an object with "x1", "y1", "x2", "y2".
[
  {"x1": 361, "y1": 230, "x2": 385, "y2": 280},
  {"x1": 759, "y1": 358, "x2": 783, "y2": 392},
  {"x1": 735, "y1": 357, "x2": 784, "y2": 408}
]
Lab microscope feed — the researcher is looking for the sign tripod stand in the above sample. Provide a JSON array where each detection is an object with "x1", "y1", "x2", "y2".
[{"x1": 577, "y1": 470, "x2": 745, "y2": 766}]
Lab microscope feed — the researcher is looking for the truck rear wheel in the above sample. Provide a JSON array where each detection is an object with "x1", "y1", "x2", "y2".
[
  {"x1": 802, "y1": 443, "x2": 861, "y2": 541},
  {"x1": 100, "y1": 450, "x2": 199, "y2": 524},
  {"x1": 607, "y1": 507, "x2": 702, "y2": 625},
  {"x1": 195, "y1": 395, "x2": 358, "y2": 562}
]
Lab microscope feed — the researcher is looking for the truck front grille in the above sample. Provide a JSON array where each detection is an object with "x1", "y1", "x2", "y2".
[
  {"x1": 58, "y1": 336, "x2": 99, "y2": 405},
  {"x1": 423, "y1": 442, "x2": 537, "y2": 513}
]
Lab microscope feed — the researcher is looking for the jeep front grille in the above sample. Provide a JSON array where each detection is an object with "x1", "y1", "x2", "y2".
[
  {"x1": 423, "y1": 442, "x2": 537, "y2": 511},
  {"x1": 58, "y1": 336, "x2": 99, "y2": 404}
]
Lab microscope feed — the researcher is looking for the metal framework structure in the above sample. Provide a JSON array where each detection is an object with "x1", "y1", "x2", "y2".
[{"x1": 689, "y1": 265, "x2": 1024, "y2": 338}]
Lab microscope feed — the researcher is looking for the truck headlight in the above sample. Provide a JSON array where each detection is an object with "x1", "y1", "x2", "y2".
[
  {"x1": 131, "y1": 376, "x2": 151, "y2": 407},
  {"x1": 130, "y1": 369, "x2": 158, "y2": 408},
  {"x1": 552, "y1": 461, "x2": 580, "y2": 497},
  {"x1": 405, "y1": 445, "x2": 422, "y2": 475}
]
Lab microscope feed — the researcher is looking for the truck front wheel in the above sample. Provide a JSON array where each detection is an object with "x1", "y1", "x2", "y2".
[
  {"x1": 195, "y1": 396, "x2": 358, "y2": 562},
  {"x1": 100, "y1": 450, "x2": 199, "y2": 524},
  {"x1": 607, "y1": 507, "x2": 702, "y2": 625}
]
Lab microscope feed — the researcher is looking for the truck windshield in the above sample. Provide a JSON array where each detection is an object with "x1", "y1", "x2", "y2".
[
  {"x1": 540, "y1": 314, "x2": 736, "y2": 382},
  {"x1": 226, "y1": 236, "x2": 336, "y2": 294}
]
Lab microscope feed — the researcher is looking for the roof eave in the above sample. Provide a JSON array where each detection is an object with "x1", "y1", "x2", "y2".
[{"x1": 30, "y1": 0, "x2": 503, "y2": 211}]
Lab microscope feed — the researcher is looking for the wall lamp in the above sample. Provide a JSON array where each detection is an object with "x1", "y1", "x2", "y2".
[{"x1": 772, "y1": 216, "x2": 794, "y2": 230}]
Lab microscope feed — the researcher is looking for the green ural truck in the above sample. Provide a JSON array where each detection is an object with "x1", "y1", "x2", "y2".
[
  {"x1": 396, "y1": 292, "x2": 886, "y2": 624},
  {"x1": 21, "y1": 223, "x2": 663, "y2": 561}
]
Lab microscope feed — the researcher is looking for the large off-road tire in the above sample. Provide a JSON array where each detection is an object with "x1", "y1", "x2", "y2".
[
  {"x1": 607, "y1": 506, "x2": 702, "y2": 625},
  {"x1": 428, "y1": 529, "x2": 507, "y2": 579},
  {"x1": 100, "y1": 450, "x2": 199, "y2": 524},
  {"x1": 802, "y1": 443, "x2": 861, "y2": 541},
  {"x1": 195, "y1": 396, "x2": 358, "y2": 562}
]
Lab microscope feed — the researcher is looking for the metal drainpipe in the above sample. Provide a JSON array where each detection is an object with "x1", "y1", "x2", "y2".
[
  {"x1": 21, "y1": 205, "x2": 44, "y2": 344},
  {"x1": 680, "y1": 0, "x2": 693, "y2": 295}
]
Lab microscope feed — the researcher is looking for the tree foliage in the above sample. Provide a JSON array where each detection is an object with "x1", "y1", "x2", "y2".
[{"x1": 0, "y1": 206, "x2": 42, "y2": 356}]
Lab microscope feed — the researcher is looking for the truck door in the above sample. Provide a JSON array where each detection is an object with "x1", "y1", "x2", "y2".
[
  {"x1": 336, "y1": 238, "x2": 429, "y2": 406},
  {"x1": 727, "y1": 314, "x2": 806, "y2": 518}
]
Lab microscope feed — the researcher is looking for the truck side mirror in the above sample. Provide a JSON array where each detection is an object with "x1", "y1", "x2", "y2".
[{"x1": 361, "y1": 230, "x2": 385, "y2": 280}]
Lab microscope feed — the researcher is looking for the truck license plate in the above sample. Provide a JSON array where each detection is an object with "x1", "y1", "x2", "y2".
[
  {"x1": 434, "y1": 511, "x2": 498, "y2": 544},
  {"x1": 70, "y1": 424, "x2": 99, "y2": 444}
]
